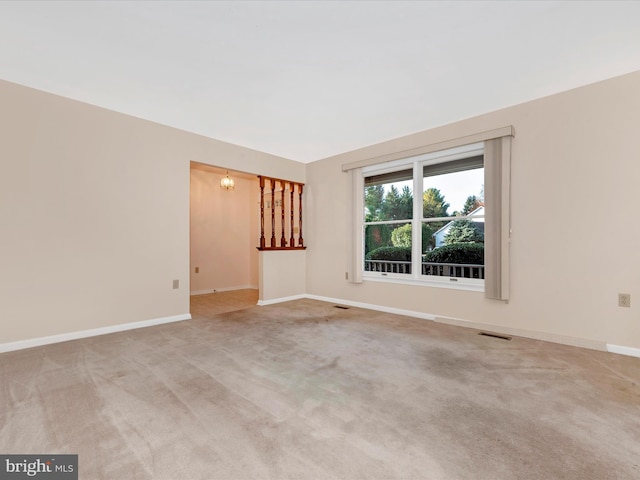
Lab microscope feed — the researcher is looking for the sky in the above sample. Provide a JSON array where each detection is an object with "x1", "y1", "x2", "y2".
[{"x1": 392, "y1": 168, "x2": 484, "y2": 214}]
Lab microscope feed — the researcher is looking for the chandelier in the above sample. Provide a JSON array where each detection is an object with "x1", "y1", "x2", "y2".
[{"x1": 220, "y1": 171, "x2": 235, "y2": 190}]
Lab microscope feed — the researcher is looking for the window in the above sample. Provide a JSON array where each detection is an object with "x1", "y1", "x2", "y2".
[
  {"x1": 345, "y1": 127, "x2": 512, "y2": 299},
  {"x1": 364, "y1": 167, "x2": 413, "y2": 276},
  {"x1": 362, "y1": 143, "x2": 486, "y2": 290}
]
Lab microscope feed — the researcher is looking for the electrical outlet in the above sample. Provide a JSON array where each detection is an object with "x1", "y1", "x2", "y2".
[
  {"x1": 195, "y1": 267, "x2": 199, "y2": 274},
  {"x1": 618, "y1": 293, "x2": 631, "y2": 308},
  {"x1": 172, "y1": 279, "x2": 179, "y2": 290}
]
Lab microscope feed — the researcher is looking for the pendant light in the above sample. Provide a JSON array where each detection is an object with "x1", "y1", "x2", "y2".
[{"x1": 220, "y1": 170, "x2": 235, "y2": 190}]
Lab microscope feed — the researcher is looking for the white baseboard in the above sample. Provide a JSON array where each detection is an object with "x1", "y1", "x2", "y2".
[
  {"x1": 434, "y1": 314, "x2": 606, "y2": 352},
  {"x1": 257, "y1": 294, "x2": 306, "y2": 306},
  {"x1": 191, "y1": 286, "x2": 258, "y2": 296},
  {"x1": 305, "y1": 294, "x2": 437, "y2": 321},
  {"x1": 5, "y1": 294, "x2": 639, "y2": 360},
  {"x1": 606, "y1": 344, "x2": 640, "y2": 358},
  {"x1": 191, "y1": 289, "x2": 216, "y2": 296},
  {"x1": 0, "y1": 313, "x2": 192, "y2": 354},
  {"x1": 302, "y1": 294, "x2": 611, "y2": 353}
]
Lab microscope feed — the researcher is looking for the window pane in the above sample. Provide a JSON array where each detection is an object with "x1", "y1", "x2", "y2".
[
  {"x1": 422, "y1": 217, "x2": 485, "y2": 279},
  {"x1": 436, "y1": 217, "x2": 485, "y2": 247},
  {"x1": 364, "y1": 175, "x2": 413, "y2": 222},
  {"x1": 423, "y1": 166, "x2": 484, "y2": 219},
  {"x1": 422, "y1": 240, "x2": 485, "y2": 279},
  {"x1": 364, "y1": 223, "x2": 412, "y2": 274},
  {"x1": 421, "y1": 161, "x2": 485, "y2": 280},
  {"x1": 421, "y1": 220, "x2": 449, "y2": 251}
]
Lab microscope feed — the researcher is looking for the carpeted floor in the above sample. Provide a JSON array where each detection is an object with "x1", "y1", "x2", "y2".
[{"x1": 1, "y1": 299, "x2": 639, "y2": 479}]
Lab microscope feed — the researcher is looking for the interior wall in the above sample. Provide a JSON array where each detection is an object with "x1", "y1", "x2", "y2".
[
  {"x1": 190, "y1": 168, "x2": 259, "y2": 293},
  {"x1": 258, "y1": 250, "x2": 306, "y2": 303},
  {"x1": 305, "y1": 70, "x2": 640, "y2": 350},
  {"x1": 0, "y1": 79, "x2": 304, "y2": 345}
]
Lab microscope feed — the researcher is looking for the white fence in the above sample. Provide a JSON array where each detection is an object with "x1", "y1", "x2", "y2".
[{"x1": 365, "y1": 260, "x2": 484, "y2": 279}]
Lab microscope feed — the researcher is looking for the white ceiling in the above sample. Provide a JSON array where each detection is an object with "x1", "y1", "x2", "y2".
[{"x1": 1, "y1": 1, "x2": 640, "y2": 163}]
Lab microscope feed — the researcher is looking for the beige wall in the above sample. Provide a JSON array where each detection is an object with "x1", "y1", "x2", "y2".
[
  {"x1": 258, "y1": 250, "x2": 306, "y2": 303},
  {"x1": 190, "y1": 168, "x2": 259, "y2": 293},
  {"x1": 0, "y1": 79, "x2": 304, "y2": 344},
  {"x1": 306, "y1": 71, "x2": 640, "y2": 350}
]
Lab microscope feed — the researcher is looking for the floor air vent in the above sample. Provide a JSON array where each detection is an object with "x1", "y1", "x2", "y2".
[
  {"x1": 479, "y1": 332, "x2": 512, "y2": 341},
  {"x1": 334, "y1": 305, "x2": 350, "y2": 310}
]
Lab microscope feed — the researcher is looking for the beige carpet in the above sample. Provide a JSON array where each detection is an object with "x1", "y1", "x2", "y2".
[{"x1": 1, "y1": 299, "x2": 639, "y2": 479}]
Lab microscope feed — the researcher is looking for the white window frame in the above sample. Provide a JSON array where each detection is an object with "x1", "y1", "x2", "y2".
[{"x1": 362, "y1": 142, "x2": 485, "y2": 291}]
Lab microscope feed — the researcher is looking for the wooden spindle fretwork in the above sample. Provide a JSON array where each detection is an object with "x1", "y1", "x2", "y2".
[
  {"x1": 257, "y1": 176, "x2": 306, "y2": 251},
  {"x1": 270, "y1": 178, "x2": 276, "y2": 248},
  {"x1": 259, "y1": 176, "x2": 266, "y2": 249},
  {"x1": 289, "y1": 182, "x2": 295, "y2": 247},
  {"x1": 280, "y1": 182, "x2": 286, "y2": 247},
  {"x1": 298, "y1": 184, "x2": 304, "y2": 247}
]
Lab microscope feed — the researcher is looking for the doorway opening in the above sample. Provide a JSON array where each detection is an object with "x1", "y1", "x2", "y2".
[{"x1": 189, "y1": 161, "x2": 259, "y2": 315}]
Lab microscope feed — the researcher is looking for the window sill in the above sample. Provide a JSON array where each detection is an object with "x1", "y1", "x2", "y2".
[{"x1": 362, "y1": 274, "x2": 484, "y2": 292}]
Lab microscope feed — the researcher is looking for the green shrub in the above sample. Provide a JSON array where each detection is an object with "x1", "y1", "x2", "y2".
[
  {"x1": 424, "y1": 242, "x2": 484, "y2": 265},
  {"x1": 390, "y1": 224, "x2": 412, "y2": 247},
  {"x1": 390, "y1": 223, "x2": 435, "y2": 253},
  {"x1": 366, "y1": 246, "x2": 411, "y2": 262}
]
